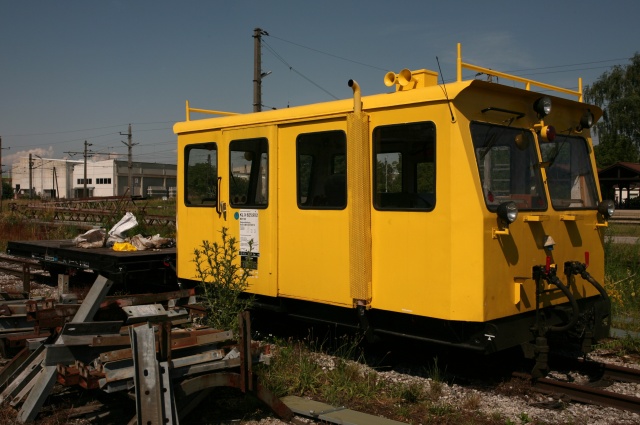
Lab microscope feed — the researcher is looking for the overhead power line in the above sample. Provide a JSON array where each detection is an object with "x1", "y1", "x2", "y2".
[
  {"x1": 262, "y1": 39, "x2": 339, "y2": 100},
  {"x1": 267, "y1": 34, "x2": 388, "y2": 72},
  {"x1": 5, "y1": 121, "x2": 175, "y2": 138}
]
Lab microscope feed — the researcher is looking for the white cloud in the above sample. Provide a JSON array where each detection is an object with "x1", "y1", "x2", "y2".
[{"x1": 3, "y1": 147, "x2": 55, "y2": 168}]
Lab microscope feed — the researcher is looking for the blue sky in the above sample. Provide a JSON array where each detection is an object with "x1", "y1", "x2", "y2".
[{"x1": 1, "y1": 1, "x2": 638, "y2": 172}]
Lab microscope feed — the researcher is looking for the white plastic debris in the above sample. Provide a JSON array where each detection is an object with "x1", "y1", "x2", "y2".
[{"x1": 107, "y1": 212, "x2": 138, "y2": 245}]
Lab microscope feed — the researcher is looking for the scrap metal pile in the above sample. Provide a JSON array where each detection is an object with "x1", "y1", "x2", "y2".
[{"x1": 0, "y1": 276, "x2": 292, "y2": 424}]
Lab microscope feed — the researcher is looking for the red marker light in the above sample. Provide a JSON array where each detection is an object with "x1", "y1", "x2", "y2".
[
  {"x1": 585, "y1": 251, "x2": 589, "y2": 268},
  {"x1": 545, "y1": 125, "x2": 556, "y2": 142},
  {"x1": 545, "y1": 255, "x2": 551, "y2": 274}
]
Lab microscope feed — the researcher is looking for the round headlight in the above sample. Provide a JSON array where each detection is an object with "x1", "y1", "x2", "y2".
[
  {"x1": 578, "y1": 109, "x2": 594, "y2": 130},
  {"x1": 597, "y1": 200, "x2": 615, "y2": 219},
  {"x1": 497, "y1": 201, "x2": 518, "y2": 224},
  {"x1": 534, "y1": 96, "x2": 552, "y2": 117}
]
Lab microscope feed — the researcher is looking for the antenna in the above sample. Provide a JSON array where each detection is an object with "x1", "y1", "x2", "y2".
[{"x1": 436, "y1": 57, "x2": 456, "y2": 123}]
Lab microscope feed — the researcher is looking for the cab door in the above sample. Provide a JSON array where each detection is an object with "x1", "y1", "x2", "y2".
[
  {"x1": 277, "y1": 121, "x2": 352, "y2": 307},
  {"x1": 219, "y1": 126, "x2": 277, "y2": 297},
  {"x1": 178, "y1": 132, "x2": 223, "y2": 283}
]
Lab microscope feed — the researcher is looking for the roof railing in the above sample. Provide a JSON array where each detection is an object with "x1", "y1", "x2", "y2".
[
  {"x1": 456, "y1": 43, "x2": 583, "y2": 102},
  {"x1": 185, "y1": 100, "x2": 239, "y2": 121}
]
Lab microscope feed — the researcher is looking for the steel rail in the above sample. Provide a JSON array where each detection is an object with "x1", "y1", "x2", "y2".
[
  {"x1": 551, "y1": 355, "x2": 640, "y2": 385},
  {"x1": 601, "y1": 362, "x2": 640, "y2": 384},
  {"x1": 514, "y1": 371, "x2": 640, "y2": 414}
]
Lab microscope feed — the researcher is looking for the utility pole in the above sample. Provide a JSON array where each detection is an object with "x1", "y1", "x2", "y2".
[
  {"x1": 83, "y1": 140, "x2": 92, "y2": 198},
  {"x1": 253, "y1": 28, "x2": 269, "y2": 112},
  {"x1": 0, "y1": 137, "x2": 9, "y2": 210},
  {"x1": 65, "y1": 141, "x2": 95, "y2": 199},
  {"x1": 120, "y1": 124, "x2": 138, "y2": 197},
  {"x1": 29, "y1": 153, "x2": 33, "y2": 199},
  {"x1": 0, "y1": 136, "x2": 2, "y2": 208}
]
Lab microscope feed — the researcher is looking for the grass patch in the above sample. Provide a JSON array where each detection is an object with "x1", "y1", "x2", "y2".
[
  {"x1": 608, "y1": 223, "x2": 640, "y2": 237},
  {"x1": 258, "y1": 337, "x2": 506, "y2": 424},
  {"x1": 0, "y1": 212, "x2": 80, "y2": 251},
  {"x1": 603, "y1": 235, "x2": 640, "y2": 331},
  {"x1": 597, "y1": 335, "x2": 640, "y2": 357}
]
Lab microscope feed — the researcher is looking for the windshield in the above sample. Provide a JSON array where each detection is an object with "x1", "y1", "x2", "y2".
[
  {"x1": 471, "y1": 122, "x2": 547, "y2": 211},
  {"x1": 540, "y1": 135, "x2": 599, "y2": 209}
]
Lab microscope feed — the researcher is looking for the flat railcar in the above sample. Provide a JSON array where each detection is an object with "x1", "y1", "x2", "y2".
[
  {"x1": 6, "y1": 239, "x2": 176, "y2": 289},
  {"x1": 174, "y1": 44, "x2": 613, "y2": 374}
]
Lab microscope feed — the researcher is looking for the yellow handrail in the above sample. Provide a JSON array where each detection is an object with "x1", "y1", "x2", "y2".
[
  {"x1": 185, "y1": 100, "x2": 239, "y2": 121},
  {"x1": 456, "y1": 43, "x2": 583, "y2": 102}
]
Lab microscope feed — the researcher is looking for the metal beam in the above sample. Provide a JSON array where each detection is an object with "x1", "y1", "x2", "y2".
[{"x1": 17, "y1": 276, "x2": 113, "y2": 423}]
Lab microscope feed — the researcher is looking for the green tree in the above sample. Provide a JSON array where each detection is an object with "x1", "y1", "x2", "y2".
[
  {"x1": 1, "y1": 181, "x2": 13, "y2": 200},
  {"x1": 584, "y1": 53, "x2": 640, "y2": 167},
  {"x1": 187, "y1": 162, "x2": 217, "y2": 199},
  {"x1": 376, "y1": 158, "x2": 401, "y2": 193}
]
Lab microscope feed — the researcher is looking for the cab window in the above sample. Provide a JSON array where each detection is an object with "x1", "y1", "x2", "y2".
[
  {"x1": 373, "y1": 122, "x2": 436, "y2": 210},
  {"x1": 471, "y1": 122, "x2": 547, "y2": 211},
  {"x1": 184, "y1": 143, "x2": 217, "y2": 206},
  {"x1": 297, "y1": 130, "x2": 347, "y2": 209},
  {"x1": 230, "y1": 138, "x2": 268, "y2": 208},
  {"x1": 540, "y1": 135, "x2": 599, "y2": 209}
]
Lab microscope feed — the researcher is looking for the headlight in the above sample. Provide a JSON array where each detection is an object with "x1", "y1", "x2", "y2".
[
  {"x1": 578, "y1": 109, "x2": 594, "y2": 130},
  {"x1": 597, "y1": 200, "x2": 615, "y2": 219},
  {"x1": 534, "y1": 96, "x2": 552, "y2": 118},
  {"x1": 497, "y1": 201, "x2": 518, "y2": 224}
]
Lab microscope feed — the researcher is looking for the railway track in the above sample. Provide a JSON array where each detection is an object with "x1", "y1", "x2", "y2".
[
  {"x1": 514, "y1": 361, "x2": 640, "y2": 414},
  {"x1": 0, "y1": 254, "x2": 47, "y2": 292}
]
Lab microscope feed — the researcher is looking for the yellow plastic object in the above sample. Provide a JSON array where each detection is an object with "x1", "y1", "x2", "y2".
[{"x1": 113, "y1": 242, "x2": 137, "y2": 252}]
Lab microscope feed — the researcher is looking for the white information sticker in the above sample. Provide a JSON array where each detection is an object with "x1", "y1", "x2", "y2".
[{"x1": 238, "y1": 209, "x2": 259, "y2": 257}]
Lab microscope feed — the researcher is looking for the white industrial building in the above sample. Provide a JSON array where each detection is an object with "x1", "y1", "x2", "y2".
[
  {"x1": 13, "y1": 157, "x2": 176, "y2": 199},
  {"x1": 12, "y1": 157, "x2": 81, "y2": 199}
]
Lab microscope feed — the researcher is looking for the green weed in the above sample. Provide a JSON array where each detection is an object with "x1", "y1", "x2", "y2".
[{"x1": 193, "y1": 227, "x2": 255, "y2": 336}]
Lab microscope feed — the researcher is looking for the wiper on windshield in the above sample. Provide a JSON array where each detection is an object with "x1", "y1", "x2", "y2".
[
  {"x1": 478, "y1": 132, "x2": 498, "y2": 160},
  {"x1": 544, "y1": 139, "x2": 567, "y2": 169}
]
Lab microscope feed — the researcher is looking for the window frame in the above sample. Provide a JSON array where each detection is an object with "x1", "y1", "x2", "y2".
[
  {"x1": 372, "y1": 121, "x2": 437, "y2": 212},
  {"x1": 184, "y1": 142, "x2": 218, "y2": 207},
  {"x1": 229, "y1": 137, "x2": 269, "y2": 209},
  {"x1": 296, "y1": 130, "x2": 347, "y2": 210}
]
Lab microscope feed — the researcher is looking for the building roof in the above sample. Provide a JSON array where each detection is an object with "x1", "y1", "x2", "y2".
[{"x1": 598, "y1": 162, "x2": 640, "y2": 188}]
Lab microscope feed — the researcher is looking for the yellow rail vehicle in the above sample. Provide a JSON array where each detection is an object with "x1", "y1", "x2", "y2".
[{"x1": 174, "y1": 45, "x2": 613, "y2": 370}]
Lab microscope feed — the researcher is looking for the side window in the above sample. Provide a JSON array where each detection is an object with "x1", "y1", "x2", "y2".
[
  {"x1": 230, "y1": 138, "x2": 268, "y2": 208},
  {"x1": 297, "y1": 130, "x2": 347, "y2": 209},
  {"x1": 185, "y1": 143, "x2": 217, "y2": 206},
  {"x1": 373, "y1": 122, "x2": 436, "y2": 210}
]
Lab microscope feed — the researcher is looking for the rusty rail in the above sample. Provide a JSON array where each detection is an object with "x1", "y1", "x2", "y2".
[
  {"x1": 9, "y1": 197, "x2": 175, "y2": 227},
  {"x1": 513, "y1": 371, "x2": 640, "y2": 414},
  {"x1": 0, "y1": 254, "x2": 44, "y2": 292}
]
